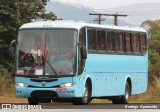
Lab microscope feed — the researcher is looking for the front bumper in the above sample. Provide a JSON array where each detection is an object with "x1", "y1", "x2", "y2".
[{"x1": 16, "y1": 86, "x2": 76, "y2": 98}]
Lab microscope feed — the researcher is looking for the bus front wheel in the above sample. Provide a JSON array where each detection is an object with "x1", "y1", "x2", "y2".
[
  {"x1": 28, "y1": 97, "x2": 39, "y2": 105},
  {"x1": 73, "y1": 84, "x2": 91, "y2": 105}
]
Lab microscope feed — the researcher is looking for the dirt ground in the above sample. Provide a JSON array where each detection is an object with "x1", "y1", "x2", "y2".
[{"x1": 0, "y1": 96, "x2": 27, "y2": 103}]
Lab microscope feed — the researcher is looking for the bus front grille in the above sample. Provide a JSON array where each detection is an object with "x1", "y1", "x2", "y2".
[{"x1": 31, "y1": 90, "x2": 58, "y2": 98}]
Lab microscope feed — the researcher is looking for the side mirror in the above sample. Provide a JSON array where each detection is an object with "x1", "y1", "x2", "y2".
[
  {"x1": 81, "y1": 46, "x2": 87, "y2": 59},
  {"x1": 10, "y1": 40, "x2": 17, "y2": 58}
]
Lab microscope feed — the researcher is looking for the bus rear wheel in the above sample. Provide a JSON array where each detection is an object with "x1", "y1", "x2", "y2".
[
  {"x1": 73, "y1": 84, "x2": 91, "y2": 105},
  {"x1": 112, "y1": 82, "x2": 131, "y2": 104}
]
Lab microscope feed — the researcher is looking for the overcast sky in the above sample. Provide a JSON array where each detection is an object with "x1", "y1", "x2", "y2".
[{"x1": 55, "y1": 0, "x2": 160, "y2": 9}]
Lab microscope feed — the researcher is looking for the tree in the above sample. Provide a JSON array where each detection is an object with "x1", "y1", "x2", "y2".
[
  {"x1": 141, "y1": 20, "x2": 160, "y2": 38},
  {"x1": 0, "y1": 0, "x2": 57, "y2": 72},
  {"x1": 141, "y1": 20, "x2": 160, "y2": 81}
]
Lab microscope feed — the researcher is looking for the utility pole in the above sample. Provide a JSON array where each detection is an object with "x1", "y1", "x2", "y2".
[
  {"x1": 89, "y1": 13, "x2": 103, "y2": 24},
  {"x1": 89, "y1": 13, "x2": 127, "y2": 25},
  {"x1": 93, "y1": 18, "x2": 106, "y2": 24}
]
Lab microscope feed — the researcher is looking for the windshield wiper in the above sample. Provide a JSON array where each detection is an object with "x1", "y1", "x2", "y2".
[{"x1": 44, "y1": 59, "x2": 59, "y2": 76}]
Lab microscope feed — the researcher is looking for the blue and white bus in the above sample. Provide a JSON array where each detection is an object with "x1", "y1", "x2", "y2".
[{"x1": 11, "y1": 20, "x2": 148, "y2": 105}]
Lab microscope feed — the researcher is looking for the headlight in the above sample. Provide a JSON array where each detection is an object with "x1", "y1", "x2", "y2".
[
  {"x1": 16, "y1": 83, "x2": 29, "y2": 87},
  {"x1": 60, "y1": 82, "x2": 75, "y2": 87}
]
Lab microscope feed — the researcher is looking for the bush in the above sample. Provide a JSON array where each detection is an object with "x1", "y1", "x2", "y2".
[
  {"x1": 149, "y1": 63, "x2": 160, "y2": 83},
  {"x1": 152, "y1": 77, "x2": 160, "y2": 96}
]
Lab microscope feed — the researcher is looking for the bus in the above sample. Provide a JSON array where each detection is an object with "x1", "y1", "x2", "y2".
[{"x1": 10, "y1": 20, "x2": 148, "y2": 105}]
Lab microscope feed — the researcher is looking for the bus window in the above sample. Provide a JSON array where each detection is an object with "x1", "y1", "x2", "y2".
[
  {"x1": 88, "y1": 30, "x2": 92, "y2": 50},
  {"x1": 140, "y1": 33, "x2": 147, "y2": 54},
  {"x1": 101, "y1": 30, "x2": 106, "y2": 51},
  {"x1": 106, "y1": 31, "x2": 115, "y2": 52},
  {"x1": 97, "y1": 30, "x2": 106, "y2": 52},
  {"x1": 88, "y1": 29, "x2": 97, "y2": 52},
  {"x1": 115, "y1": 32, "x2": 123, "y2": 52},
  {"x1": 80, "y1": 28, "x2": 86, "y2": 46},
  {"x1": 133, "y1": 33, "x2": 140, "y2": 53},
  {"x1": 92, "y1": 30, "x2": 97, "y2": 50},
  {"x1": 125, "y1": 33, "x2": 131, "y2": 53},
  {"x1": 78, "y1": 28, "x2": 86, "y2": 75},
  {"x1": 97, "y1": 30, "x2": 101, "y2": 50}
]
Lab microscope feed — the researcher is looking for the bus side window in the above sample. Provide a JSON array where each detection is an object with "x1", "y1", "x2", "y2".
[
  {"x1": 101, "y1": 30, "x2": 106, "y2": 52},
  {"x1": 97, "y1": 30, "x2": 101, "y2": 51},
  {"x1": 106, "y1": 31, "x2": 115, "y2": 52},
  {"x1": 92, "y1": 30, "x2": 97, "y2": 50},
  {"x1": 78, "y1": 28, "x2": 86, "y2": 75},
  {"x1": 115, "y1": 31, "x2": 123, "y2": 53},
  {"x1": 140, "y1": 33, "x2": 147, "y2": 54},
  {"x1": 133, "y1": 33, "x2": 141, "y2": 54},
  {"x1": 125, "y1": 32, "x2": 131, "y2": 53},
  {"x1": 88, "y1": 29, "x2": 97, "y2": 52},
  {"x1": 88, "y1": 30, "x2": 92, "y2": 50},
  {"x1": 97, "y1": 30, "x2": 106, "y2": 52}
]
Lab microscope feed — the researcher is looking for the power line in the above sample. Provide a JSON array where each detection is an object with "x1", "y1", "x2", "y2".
[
  {"x1": 112, "y1": 9, "x2": 160, "y2": 16},
  {"x1": 128, "y1": 14, "x2": 160, "y2": 16},
  {"x1": 128, "y1": 12, "x2": 160, "y2": 16},
  {"x1": 98, "y1": 8, "x2": 160, "y2": 17},
  {"x1": 118, "y1": 9, "x2": 160, "y2": 13}
]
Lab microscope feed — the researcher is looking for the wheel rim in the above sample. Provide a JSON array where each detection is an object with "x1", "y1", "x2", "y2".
[
  {"x1": 84, "y1": 86, "x2": 88, "y2": 103},
  {"x1": 126, "y1": 89, "x2": 129, "y2": 101},
  {"x1": 125, "y1": 84, "x2": 130, "y2": 103}
]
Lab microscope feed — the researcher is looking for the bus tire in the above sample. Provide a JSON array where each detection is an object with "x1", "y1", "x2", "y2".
[
  {"x1": 121, "y1": 82, "x2": 130, "y2": 104},
  {"x1": 112, "y1": 82, "x2": 130, "y2": 104},
  {"x1": 28, "y1": 97, "x2": 39, "y2": 105},
  {"x1": 73, "y1": 83, "x2": 91, "y2": 105}
]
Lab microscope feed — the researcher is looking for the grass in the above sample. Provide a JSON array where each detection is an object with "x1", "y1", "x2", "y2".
[
  {"x1": 0, "y1": 84, "x2": 16, "y2": 97},
  {"x1": 91, "y1": 99, "x2": 111, "y2": 104},
  {"x1": 0, "y1": 65, "x2": 16, "y2": 97},
  {"x1": 144, "y1": 96, "x2": 160, "y2": 103}
]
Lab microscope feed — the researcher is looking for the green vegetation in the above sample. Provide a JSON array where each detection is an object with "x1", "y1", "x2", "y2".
[
  {"x1": 142, "y1": 20, "x2": 160, "y2": 82},
  {"x1": 0, "y1": 1, "x2": 160, "y2": 103}
]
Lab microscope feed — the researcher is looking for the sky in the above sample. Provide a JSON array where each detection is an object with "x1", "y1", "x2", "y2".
[{"x1": 55, "y1": 0, "x2": 160, "y2": 9}]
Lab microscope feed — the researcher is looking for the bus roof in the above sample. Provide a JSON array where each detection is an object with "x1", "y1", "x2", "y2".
[{"x1": 20, "y1": 20, "x2": 146, "y2": 33}]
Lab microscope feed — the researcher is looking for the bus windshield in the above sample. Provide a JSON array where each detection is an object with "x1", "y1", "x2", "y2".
[{"x1": 17, "y1": 29, "x2": 77, "y2": 77}]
